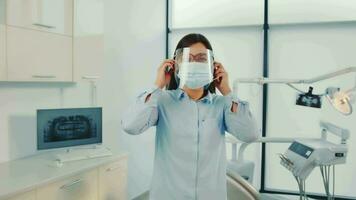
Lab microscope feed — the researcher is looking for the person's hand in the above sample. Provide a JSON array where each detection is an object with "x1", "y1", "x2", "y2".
[
  {"x1": 214, "y1": 62, "x2": 232, "y2": 96},
  {"x1": 155, "y1": 59, "x2": 175, "y2": 89}
]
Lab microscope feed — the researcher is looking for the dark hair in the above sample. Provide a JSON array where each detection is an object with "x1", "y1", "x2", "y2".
[{"x1": 167, "y1": 33, "x2": 215, "y2": 93}]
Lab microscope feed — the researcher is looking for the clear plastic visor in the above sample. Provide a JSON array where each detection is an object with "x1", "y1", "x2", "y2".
[{"x1": 174, "y1": 48, "x2": 214, "y2": 89}]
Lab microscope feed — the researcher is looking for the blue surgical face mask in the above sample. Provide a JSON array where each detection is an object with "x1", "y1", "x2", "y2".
[{"x1": 177, "y1": 62, "x2": 213, "y2": 89}]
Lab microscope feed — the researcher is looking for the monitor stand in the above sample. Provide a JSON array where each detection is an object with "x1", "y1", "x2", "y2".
[{"x1": 64, "y1": 144, "x2": 102, "y2": 152}]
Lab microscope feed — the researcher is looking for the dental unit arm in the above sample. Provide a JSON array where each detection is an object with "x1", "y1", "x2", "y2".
[{"x1": 320, "y1": 121, "x2": 350, "y2": 144}]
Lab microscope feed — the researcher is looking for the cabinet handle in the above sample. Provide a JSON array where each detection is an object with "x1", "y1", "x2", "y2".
[
  {"x1": 32, "y1": 75, "x2": 57, "y2": 79},
  {"x1": 82, "y1": 76, "x2": 100, "y2": 80},
  {"x1": 60, "y1": 179, "x2": 83, "y2": 190},
  {"x1": 32, "y1": 23, "x2": 55, "y2": 29},
  {"x1": 106, "y1": 166, "x2": 121, "y2": 172}
]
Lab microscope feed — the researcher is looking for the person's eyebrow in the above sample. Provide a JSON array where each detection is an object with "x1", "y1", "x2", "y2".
[{"x1": 190, "y1": 53, "x2": 207, "y2": 57}]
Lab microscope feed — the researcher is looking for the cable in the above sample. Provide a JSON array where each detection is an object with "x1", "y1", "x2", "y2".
[
  {"x1": 303, "y1": 180, "x2": 308, "y2": 200},
  {"x1": 333, "y1": 165, "x2": 335, "y2": 200},
  {"x1": 294, "y1": 176, "x2": 310, "y2": 200},
  {"x1": 287, "y1": 83, "x2": 307, "y2": 93},
  {"x1": 295, "y1": 176, "x2": 303, "y2": 200},
  {"x1": 328, "y1": 166, "x2": 331, "y2": 199},
  {"x1": 326, "y1": 166, "x2": 329, "y2": 198},
  {"x1": 321, "y1": 165, "x2": 335, "y2": 200},
  {"x1": 321, "y1": 166, "x2": 329, "y2": 198}
]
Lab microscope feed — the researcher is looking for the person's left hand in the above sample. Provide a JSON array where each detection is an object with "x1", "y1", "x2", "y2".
[{"x1": 214, "y1": 62, "x2": 232, "y2": 96}]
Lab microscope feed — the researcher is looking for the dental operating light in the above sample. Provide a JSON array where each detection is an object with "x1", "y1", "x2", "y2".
[{"x1": 326, "y1": 87, "x2": 356, "y2": 115}]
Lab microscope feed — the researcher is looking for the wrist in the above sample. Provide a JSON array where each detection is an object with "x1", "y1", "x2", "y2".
[
  {"x1": 221, "y1": 87, "x2": 232, "y2": 96},
  {"x1": 155, "y1": 80, "x2": 165, "y2": 89}
]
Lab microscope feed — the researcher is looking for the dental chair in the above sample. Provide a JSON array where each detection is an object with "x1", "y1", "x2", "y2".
[
  {"x1": 225, "y1": 134, "x2": 299, "y2": 200},
  {"x1": 226, "y1": 168, "x2": 260, "y2": 200}
]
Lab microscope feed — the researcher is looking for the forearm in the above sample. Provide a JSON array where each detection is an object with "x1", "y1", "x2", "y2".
[{"x1": 224, "y1": 94, "x2": 259, "y2": 142}]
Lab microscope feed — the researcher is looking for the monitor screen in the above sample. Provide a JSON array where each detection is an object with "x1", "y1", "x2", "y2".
[{"x1": 37, "y1": 107, "x2": 102, "y2": 150}]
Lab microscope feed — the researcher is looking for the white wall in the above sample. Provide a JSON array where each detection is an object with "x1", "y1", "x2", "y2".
[
  {"x1": 103, "y1": 0, "x2": 165, "y2": 198},
  {"x1": 0, "y1": 0, "x2": 165, "y2": 199}
]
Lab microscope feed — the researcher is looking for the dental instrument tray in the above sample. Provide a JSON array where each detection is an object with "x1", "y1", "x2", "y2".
[{"x1": 280, "y1": 139, "x2": 347, "y2": 180}]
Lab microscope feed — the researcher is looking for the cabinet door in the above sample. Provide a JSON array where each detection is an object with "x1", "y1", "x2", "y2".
[
  {"x1": 0, "y1": 0, "x2": 5, "y2": 24},
  {"x1": 73, "y1": 0, "x2": 104, "y2": 81},
  {"x1": 6, "y1": 26, "x2": 73, "y2": 82},
  {"x1": 37, "y1": 169, "x2": 98, "y2": 200},
  {"x1": 5, "y1": 190, "x2": 36, "y2": 200},
  {"x1": 99, "y1": 159, "x2": 128, "y2": 200},
  {"x1": 0, "y1": 0, "x2": 5, "y2": 80},
  {"x1": 0, "y1": 24, "x2": 5, "y2": 81},
  {"x1": 6, "y1": 0, "x2": 73, "y2": 36}
]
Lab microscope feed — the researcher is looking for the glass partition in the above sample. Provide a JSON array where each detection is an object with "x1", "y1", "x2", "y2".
[
  {"x1": 270, "y1": 0, "x2": 356, "y2": 24},
  {"x1": 170, "y1": 0, "x2": 264, "y2": 29}
]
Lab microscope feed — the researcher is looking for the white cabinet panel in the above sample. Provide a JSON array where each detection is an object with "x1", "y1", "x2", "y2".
[
  {"x1": 0, "y1": 0, "x2": 5, "y2": 80},
  {"x1": 0, "y1": 25, "x2": 5, "y2": 81},
  {"x1": 73, "y1": 36, "x2": 104, "y2": 81},
  {"x1": 0, "y1": 0, "x2": 5, "y2": 24},
  {"x1": 5, "y1": 191, "x2": 36, "y2": 200},
  {"x1": 99, "y1": 159, "x2": 128, "y2": 200},
  {"x1": 73, "y1": 0, "x2": 104, "y2": 81},
  {"x1": 6, "y1": 0, "x2": 73, "y2": 36},
  {"x1": 270, "y1": 0, "x2": 356, "y2": 24},
  {"x1": 6, "y1": 26, "x2": 73, "y2": 82},
  {"x1": 171, "y1": 0, "x2": 264, "y2": 29},
  {"x1": 37, "y1": 170, "x2": 98, "y2": 200}
]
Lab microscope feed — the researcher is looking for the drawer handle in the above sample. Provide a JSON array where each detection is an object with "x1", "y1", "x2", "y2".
[
  {"x1": 60, "y1": 179, "x2": 83, "y2": 190},
  {"x1": 106, "y1": 166, "x2": 122, "y2": 172},
  {"x1": 32, "y1": 75, "x2": 57, "y2": 79},
  {"x1": 32, "y1": 23, "x2": 55, "y2": 29}
]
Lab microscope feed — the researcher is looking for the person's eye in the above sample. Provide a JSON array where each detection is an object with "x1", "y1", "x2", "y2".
[{"x1": 196, "y1": 57, "x2": 208, "y2": 62}]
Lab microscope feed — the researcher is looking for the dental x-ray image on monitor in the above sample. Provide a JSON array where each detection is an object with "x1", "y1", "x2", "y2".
[{"x1": 37, "y1": 107, "x2": 102, "y2": 150}]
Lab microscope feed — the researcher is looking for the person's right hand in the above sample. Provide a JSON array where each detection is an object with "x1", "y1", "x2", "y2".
[{"x1": 155, "y1": 59, "x2": 175, "y2": 89}]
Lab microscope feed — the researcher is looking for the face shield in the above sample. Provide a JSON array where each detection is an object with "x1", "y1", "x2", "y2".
[{"x1": 174, "y1": 47, "x2": 214, "y2": 89}]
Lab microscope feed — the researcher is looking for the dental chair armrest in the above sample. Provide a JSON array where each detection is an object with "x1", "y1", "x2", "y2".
[{"x1": 226, "y1": 134, "x2": 297, "y2": 145}]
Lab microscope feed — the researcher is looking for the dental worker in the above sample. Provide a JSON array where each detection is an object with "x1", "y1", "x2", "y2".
[{"x1": 122, "y1": 33, "x2": 259, "y2": 200}]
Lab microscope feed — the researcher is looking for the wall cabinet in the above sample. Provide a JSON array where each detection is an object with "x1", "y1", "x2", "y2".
[
  {"x1": 1, "y1": 0, "x2": 103, "y2": 82},
  {"x1": 6, "y1": 26, "x2": 73, "y2": 82},
  {"x1": 73, "y1": 0, "x2": 104, "y2": 81},
  {"x1": 6, "y1": 0, "x2": 73, "y2": 36},
  {"x1": 0, "y1": 0, "x2": 5, "y2": 81},
  {"x1": 0, "y1": 25, "x2": 5, "y2": 81}
]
